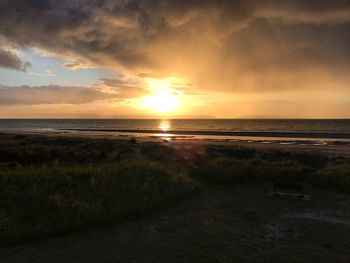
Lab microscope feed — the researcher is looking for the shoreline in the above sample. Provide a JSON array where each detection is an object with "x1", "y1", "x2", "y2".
[
  {"x1": 59, "y1": 128, "x2": 350, "y2": 139},
  {"x1": 2, "y1": 129, "x2": 350, "y2": 157}
]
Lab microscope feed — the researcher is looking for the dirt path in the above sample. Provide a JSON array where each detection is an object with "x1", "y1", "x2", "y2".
[{"x1": 1, "y1": 185, "x2": 350, "y2": 263}]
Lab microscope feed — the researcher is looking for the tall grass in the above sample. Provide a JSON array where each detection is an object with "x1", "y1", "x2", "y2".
[
  {"x1": 311, "y1": 163, "x2": 350, "y2": 194},
  {"x1": 1, "y1": 133, "x2": 350, "y2": 246},
  {"x1": 189, "y1": 159, "x2": 312, "y2": 185},
  {"x1": 0, "y1": 158, "x2": 196, "y2": 245}
]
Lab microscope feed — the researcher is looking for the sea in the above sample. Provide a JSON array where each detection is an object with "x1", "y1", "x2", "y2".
[{"x1": 1, "y1": 119, "x2": 350, "y2": 145}]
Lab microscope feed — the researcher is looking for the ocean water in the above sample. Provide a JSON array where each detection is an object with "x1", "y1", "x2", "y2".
[
  {"x1": 0, "y1": 119, "x2": 349, "y2": 133},
  {"x1": 2, "y1": 119, "x2": 350, "y2": 146}
]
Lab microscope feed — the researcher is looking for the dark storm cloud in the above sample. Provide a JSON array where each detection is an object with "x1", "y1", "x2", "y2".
[
  {"x1": 1, "y1": 0, "x2": 350, "y2": 91},
  {"x1": 0, "y1": 49, "x2": 31, "y2": 71},
  {"x1": 225, "y1": 19, "x2": 350, "y2": 72},
  {"x1": 0, "y1": 85, "x2": 115, "y2": 105}
]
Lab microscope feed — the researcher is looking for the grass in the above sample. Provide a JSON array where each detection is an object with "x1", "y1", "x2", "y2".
[
  {"x1": 0, "y1": 133, "x2": 350, "y2": 246},
  {"x1": 207, "y1": 145, "x2": 330, "y2": 169},
  {"x1": 189, "y1": 159, "x2": 312, "y2": 185},
  {"x1": 312, "y1": 162, "x2": 350, "y2": 194},
  {"x1": 0, "y1": 158, "x2": 196, "y2": 245},
  {"x1": 0, "y1": 134, "x2": 134, "y2": 165}
]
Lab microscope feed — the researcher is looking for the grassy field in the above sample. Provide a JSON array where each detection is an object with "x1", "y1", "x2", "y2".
[
  {"x1": 0, "y1": 159, "x2": 195, "y2": 245},
  {"x1": 0, "y1": 133, "x2": 197, "y2": 245},
  {"x1": 0, "y1": 133, "x2": 350, "y2": 248}
]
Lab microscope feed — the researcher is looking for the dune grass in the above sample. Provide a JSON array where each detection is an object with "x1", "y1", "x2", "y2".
[
  {"x1": 0, "y1": 158, "x2": 196, "y2": 245},
  {"x1": 1, "y1": 133, "x2": 350, "y2": 246},
  {"x1": 311, "y1": 162, "x2": 350, "y2": 194},
  {"x1": 189, "y1": 159, "x2": 312, "y2": 185}
]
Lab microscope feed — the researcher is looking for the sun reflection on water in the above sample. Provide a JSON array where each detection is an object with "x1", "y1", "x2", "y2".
[
  {"x1": 158, "y1": 120, "x2": 172, "y2": 142},
  {"x1": 159, "y1": 120, "x2": 171, "y2": 131}
]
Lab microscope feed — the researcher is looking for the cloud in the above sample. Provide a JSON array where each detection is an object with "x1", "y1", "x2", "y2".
[
  {"x1": 100, "y1": 78, "x2": 148, "y2": 98},
  {"x1": 63, "y1": 60, "x2": 95, "y2": 70},
  {"x1": 27, "y1": 71, "x2": 56, "y2": 76},
  {"x1": 0, "y1": 48, "x2": 31, "y2": 71},
  {"x1": 0, "y1": 85, "x2": 116, "y2": 105},
  {"x1": 0, "y1": 0, "x2": 350, "y2": 93}
]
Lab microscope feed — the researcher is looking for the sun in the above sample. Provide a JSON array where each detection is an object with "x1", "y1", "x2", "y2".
[
  {"x1": 143, "y1": 90, "x2": 179, "y2": 113},
  {"x1": 141, "y1": 78, "x2": 181, "y2": 114}
]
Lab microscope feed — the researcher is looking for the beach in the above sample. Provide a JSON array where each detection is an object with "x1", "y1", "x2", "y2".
[
  {"x1": 2, "y1": 128, "x2": 350, "y2": 157},
  {"x1": 1, "y1": 119, "x2": 350, "y2": 157},
  {"x1": 0, "y1": 131, "x2": 350, "y2": 262},
  {"x1": 3, "y1": 1, "x2": 350, "y2": 261}
]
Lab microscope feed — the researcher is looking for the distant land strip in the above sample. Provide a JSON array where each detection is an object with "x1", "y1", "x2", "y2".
[{"x1": 60, "y1": 129, "x2": 350, "y2": 139}]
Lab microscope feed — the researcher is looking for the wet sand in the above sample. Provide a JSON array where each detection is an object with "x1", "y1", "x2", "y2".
[{"x1": 61, "y1": 128, "x2": 350, "y2": 139}]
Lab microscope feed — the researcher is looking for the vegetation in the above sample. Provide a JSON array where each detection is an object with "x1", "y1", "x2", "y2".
[
  {"x1": 312, "y1": 162, "x2": 350, "y2": 194},
  {"x1": 190, "y1": 159, "x2": 311, "y2": 185},
  {"x1": 0, "y1": 133, "x2": 350, "y2": 246},
  {"x1": 0, "y1": 158, "x2": 195, "y2": 245},
  {"x1": 206, "y1": 145, "x2": 330, "y2": 169}
]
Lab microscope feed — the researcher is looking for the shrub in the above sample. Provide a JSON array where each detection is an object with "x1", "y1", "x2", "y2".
[
  {"x1": 207, "y1": 146, "x2": 256, "y2": 159},
  {"x1": 311, "y1": 163, "x2": 350, "y2": 193},
  {"x1": 140, "y1": 142, "x2": 175, "y2": 161},
  {"x1": 257, "y1": 150, "x2": 329, "y2": 169}
]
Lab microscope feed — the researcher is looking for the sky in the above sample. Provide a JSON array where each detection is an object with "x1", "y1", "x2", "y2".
[{"x1": 0, "y1": 0, "x2": 350, "y2": 118}]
